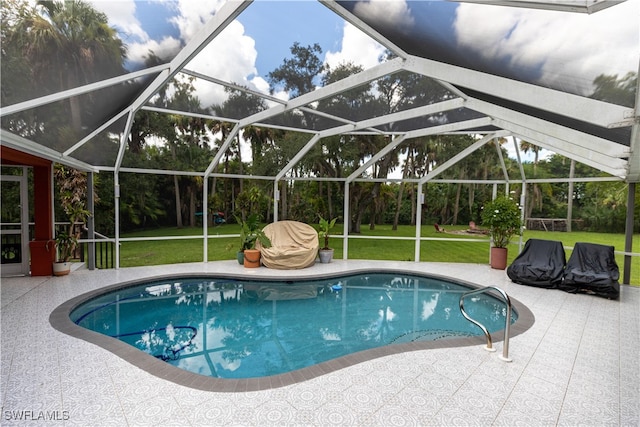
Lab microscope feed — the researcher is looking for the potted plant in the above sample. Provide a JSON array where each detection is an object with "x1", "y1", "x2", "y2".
[
  {"x1": 234, "y1": 214, "x2": 271, "y2": 267},
  {"x1": 228, "y1": 219, "x2": 248, "y2": 265},
  {"x1": 53, "y1": 204, "x2": 90, "y2": 276},
  {"x1": 317, "y1": 216, "x2": 337, "y2": 264},
  {"x1": 481, "y1": 195, "x2": 523, "y2": 270}
]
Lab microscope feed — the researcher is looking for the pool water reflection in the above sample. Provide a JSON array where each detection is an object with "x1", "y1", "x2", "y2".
[{"x1": 71, "y1": 273, "x2": 517, "y2": 379}]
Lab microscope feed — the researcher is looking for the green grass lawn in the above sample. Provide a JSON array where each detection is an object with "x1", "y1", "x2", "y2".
[{"x1": 118, "y1": 223, "x2": 639, "y2": 285}]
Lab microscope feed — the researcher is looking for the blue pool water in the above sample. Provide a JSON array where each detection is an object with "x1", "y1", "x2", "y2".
[{"x1": 71, "y1": 273, "x2": 516, "y2": 379}]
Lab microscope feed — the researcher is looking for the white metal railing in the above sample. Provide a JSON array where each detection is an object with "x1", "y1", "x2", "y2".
[{"x1": 459, "y1": 286, "x2": 513, "y2": 362}]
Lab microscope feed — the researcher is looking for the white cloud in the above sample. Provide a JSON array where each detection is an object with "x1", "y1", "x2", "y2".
[
  {"x1": 251, "y1": 76, "x2": 271, "y2": 99},
  {"x1": 324, "y1": 22, "x2": 386, "y2": 71},
  {"x1": 185, "y1": 20, "x2": 261, "y2": 108},
  {"x1": 454, "y1": 1, "x2": 639, "y2": 94},
  {"x1": 127, "y1": 37, "x2": 182, "y2": 66},
  {"x1": 88, "y1": 0, "x2": 148, "y2": 43},
  {"x1": 89, "y1": 0, "x2": 387, "y2": 108},
  {"x1": 103, "y1": 0, "x2": 265, "y2": 107},
  {"x1": 167, "y1": 0, "x2": 273, "y2": 107},
  {"x1": 352, "y1": 0, "x2": 414, "y2": 33},
  {"x1": 170, "y1": 0, "x2": 227, "y2": 42},
  {"x1": 88, "y1": 0, "x2": 172, "y2": 67}
]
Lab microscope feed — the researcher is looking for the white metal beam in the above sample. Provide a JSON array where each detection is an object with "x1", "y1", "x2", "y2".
[
  {"x1": 312, "y1": 98, "x2": 468, "y2": 139},
  {"x1": 204, "y1": 124, "x2": 241, "y2": 177},
  {"x1": 275, "y1": 100, "x2": 473, "y2": 179},
  {"x1": 142, "y1": 106, "x2": 229, "y2": 123},
  {"x1": 405, "y1": 55, "x2": 631, "y2": 129},
  {"x1": 0, "y1": 130, "x2": 97, "y2": 172},
  {"x1": 466, "y1": 97, "x2": 629, "y2": 158},
  {"x1": 64, "y1": 109, "x2": 130, "y2": 156},
  {"x1": 501, "y1": 122, "x2": 628, "y2": 177},
  {"x1": 238, "y1": 57, "x2": 406, "y2": 127},
  {"x1": 182, "y1": 68, "x2": 387, "y2": 134},
  {"x1": 346, "y1": 135, "x2": 407, "y2": 182},
  {"x1": 419, "y1": 133, "x2": 504, "y2": 184},
  {"x1": 130, "y1": 1, "x2": 252, "y2": 112},
  {"x1": 493, "y1": 136, "x2": 511, "y2": 183},
  {"x1": 275, "y1": 134, "x2": 321, "y2": 181},
  {"x1": 346, "y1": 118, "x2": 496, "y2": 182},
  {"x1": 404, "y1": 117, "x2": 494, "y2": 140},
  {"x1": 182, "y1": 68, "x2": 286, "y2": 105},
  {"x1": 627, "y1": 60, "x2": 640, "y2": 183},
  {"x1": 452, "y1": 0, "x2": 626, "y2": 14},
  {"x1": 0, "y1": 64, "x2": 168, "y2": 118},
  {"x1": 320, "y1": 0, "x2": 408, "y2": 59},
  {"x1": 114, "y1": 110, "x2": 135, "y2": 173},
  {"x1": 512, "y1": 136, "x2": 528, "y2": 185}
]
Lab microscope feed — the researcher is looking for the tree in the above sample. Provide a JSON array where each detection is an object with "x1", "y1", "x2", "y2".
[
  {"x1": 316, "y1": 61, "x2": 397, "y2": 232},
  {"x1": 1, "y1": 0, "x2": 35, "y2": 107},
  {"x1": 119, "y1": 152, "x2": 166, "y2": 230},
  {"x1": 268, "y1": 42, "x2": 325, "y2": 129},
  {"x1": 375, "y1": 51, "x2": 459, "y2": 228},
  {"x1": 519, "y1": 139, "x2": 543, "y2": 219},
  {"x1": 590, "y1": 72, "x2": 636, "y2": 107},
  {"x1": 5, "y1": 0, "x2": 126, "y2": 133},
  {"x1": 54, "y1": 164, "x2": 95, "y2": 260},
  {"x1": 210, "y1": 86, "x2": 270, "y2": 219},
  {"x1": 129, "y1": 51, "x2": 172, "y2": 154}
]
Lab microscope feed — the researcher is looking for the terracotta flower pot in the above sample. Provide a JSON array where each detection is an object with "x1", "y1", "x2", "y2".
[
  {"x1": 490, "y1": 247, "x2": 508, "y2": 270},
  {"x1": 243, "y1": 249, "x2": 261, "y2": 268}
]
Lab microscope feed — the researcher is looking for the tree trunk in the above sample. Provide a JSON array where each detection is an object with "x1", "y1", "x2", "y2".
[
  {"x1": 266, "y1": 187, "x2": 273, "y2": 222},
  {"x1": 224, "y1": 153, "x2": 233, "y2": 219},
  {"x1": 349, "y1": 185, "x2": 360, "y2": 233},
  {"x1": 392, "y1": 183, "x2": 404, "y2": 231},
  {"x1": 468, "y1": 183, "x2": 475, "y2": 220},
  {"x1": 237, "y1": 135, "x2": 243, "y2": 194},
  {"x1": 210, "y1": 175, "x2": 219, "y2": 217},
  {"x1": 410, "y1": 149, "x2": 419, "y2": 226},
  {"x1": 353, "y1": 209, "x2": 363, "y2": 233},
  {"x1": 189, "y1": 185, "x2": 196, "y2": 227},
  {"x1": 67, "y1": 71, "x2": 83, "y2": 133},
  {"x1": 174, "y1": 175, "x2": 183, "y2": 228},
  {"x1": 567, "y1": 159, "x2": 575, "y2": 232},
  {"x1": 453, "y1": 182, "x2": 462, "y2": 225},
  {"x1": 410, "y1": 184, "x2": 416, "y2": 226},
  {"x1": 327, "y1": 182, "x2": 333, "y2": 220},
  {"x1": 281, "y1": 180, "x2": 288, "y2": 220},
  {"x1": 369, "y1": 183, "x2": 381, "y2": 230},
  {"x1": 393, "y1": 151, "x2": 412, "y2": 230}
]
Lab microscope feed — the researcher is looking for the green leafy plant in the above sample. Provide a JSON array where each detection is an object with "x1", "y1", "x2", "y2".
[
  {"x1": 235, "y1": 213, "x2": 271, "y2": 251},
  {"x1": 481, "y1": 196, "x2": 523, "y2": 248},
  {"x1": 55, "y1": 230, "x2": 76, "y2": 262},
  {"x1": 318, "y1": 216, "x2": 337, "y2": 250},
  {"x1": 56, "y1": 204, "x2": 90, "y2": 262},
  {"x1": 54, "y1": 165, "x2": 92, "y2": 263}
]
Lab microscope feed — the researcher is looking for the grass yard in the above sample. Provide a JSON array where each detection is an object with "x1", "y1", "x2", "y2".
[{"x1": 117, "y1": 223, "x2": 640, "y2": 285}]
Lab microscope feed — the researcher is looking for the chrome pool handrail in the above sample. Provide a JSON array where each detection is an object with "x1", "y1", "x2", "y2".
[{"x1": 459, "y1": 286, "x2": 512, "y2": 362}]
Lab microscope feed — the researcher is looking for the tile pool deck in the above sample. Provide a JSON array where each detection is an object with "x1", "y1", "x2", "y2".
[{"x1": 1, "y1": 260, "x2": 638, "y2": 426}]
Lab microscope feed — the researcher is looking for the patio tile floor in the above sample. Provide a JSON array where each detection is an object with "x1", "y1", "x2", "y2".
[{"x1": 1, "y1": 260, "x2": 638, "y2": 426}]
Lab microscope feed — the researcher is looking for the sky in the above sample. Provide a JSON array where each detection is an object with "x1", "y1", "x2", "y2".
[
  {"x1": 86, "y1": 0, "x2": 639, "y2": 103},
  {"x1": 83, "y1": 0, "x2": 638, "y2": 163}
]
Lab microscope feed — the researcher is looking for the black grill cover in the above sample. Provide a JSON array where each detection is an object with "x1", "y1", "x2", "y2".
[
  {"x1": 507, "y1": 239, "x2": 566, "y2": 288},
  {"x1": 560, "y1": 242, "x2": 620, "y2": 299}
]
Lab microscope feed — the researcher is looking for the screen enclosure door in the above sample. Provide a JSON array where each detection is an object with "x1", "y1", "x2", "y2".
[{"x1": 1, "y1": 169, "x2": 30, "y2": 276}]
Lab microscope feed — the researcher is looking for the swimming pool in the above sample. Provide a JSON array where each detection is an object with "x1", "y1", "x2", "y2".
[{"x1": 57, "y1": 271, "x2": 532, "y2": 388}]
